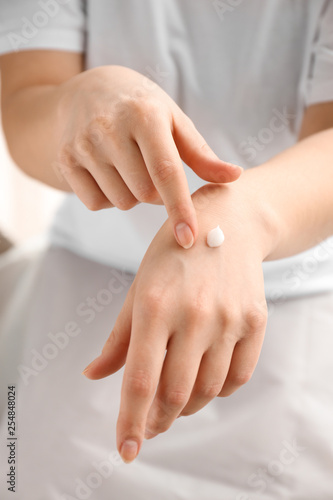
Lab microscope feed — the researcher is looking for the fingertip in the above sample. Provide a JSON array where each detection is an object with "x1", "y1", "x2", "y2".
[
  {"x1": 82, "y1": 356, "x2": 101, "y2": 377},
  {"x1": 230, "y1": 164, "x2": 244, "y2": 178},
  {"x1": 119, "y1": 439, "x2": 141, "y2": 464},
  {"x1": 174, "y1": 222, "x2": 195, "y2": 249},
  {"x1": 81, "y1": 350, "x2": 126, "y2": 380},
  {"x1": 191, "y1": 158, "x2": 243, "y2": 184},
  {"x1": 215, "y1": 162, "x2": 243, "y2": 181},
  {"x1": 213, "y1": 162, "x2": 244, "y2": 184},
  {"x1": 82, "y1": 369, "x2": 104, "y2": 380}
]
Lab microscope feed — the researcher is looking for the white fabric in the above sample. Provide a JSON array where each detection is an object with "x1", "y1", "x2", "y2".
[
  {"x1": 0, "y1": 243, "x2": 333, "y2": 499},
  {"x1": 1, "y1": 0, "x2": 333, "y2": 298},
  {"x1": 1, "y1": 4, "x2": 333, "y2": 498},
  {"x1": 0, "y1": 0, "x2": 86, "y2": 53}
]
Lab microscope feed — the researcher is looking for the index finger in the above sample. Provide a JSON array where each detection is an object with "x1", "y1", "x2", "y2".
[
  {"x1": 117, "y1": 305, "x2": 168, "y2": 463},
  {"x1": 135, "y1": 117, "x2": 198, "y2": 249}
]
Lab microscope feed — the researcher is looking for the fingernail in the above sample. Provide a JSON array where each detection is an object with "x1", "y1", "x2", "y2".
[
  {"x1": 82, "y1": 356, "x2": 100, "y2": 375},
  {"x1": 120, "y1": 440, "x2": 139, "y2": 464},
  {"x1": 175, "y1": 223, "x2": 194, "y2": 249}
]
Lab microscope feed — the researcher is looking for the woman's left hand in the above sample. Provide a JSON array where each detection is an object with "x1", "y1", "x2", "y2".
[{"x1": 83, "y1": 180, "x2": 277, "y2": 463}]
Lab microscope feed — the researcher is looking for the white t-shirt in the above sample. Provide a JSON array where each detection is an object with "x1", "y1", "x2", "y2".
[{"x1": 1, "y1": 0, "x2": 333, "y2": 300}]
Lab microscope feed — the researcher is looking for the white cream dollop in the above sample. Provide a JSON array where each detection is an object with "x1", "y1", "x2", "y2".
[{"x1": 207, "y1": 225, "x2": 225, "y2": 248}]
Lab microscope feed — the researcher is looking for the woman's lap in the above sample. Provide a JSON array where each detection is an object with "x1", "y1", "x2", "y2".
[{"x1": 0, "y1": 245, "x2": 332, "y2": 499}]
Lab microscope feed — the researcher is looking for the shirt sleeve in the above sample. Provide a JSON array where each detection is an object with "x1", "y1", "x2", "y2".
[
  {"x1": 0, "y1": 0, "x2": 86, "y2": 55},
  {"x1": 305, "y1": 0, "x2": 333, "y2": 106}
]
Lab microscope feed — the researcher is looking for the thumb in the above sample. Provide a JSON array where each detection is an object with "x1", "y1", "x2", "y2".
[
  {"x1": 82, "y1": 295, "x2": 133, "y2": 380},
  {"x1": 173, "y1": 112, "x2": 243, "y2": 183}
]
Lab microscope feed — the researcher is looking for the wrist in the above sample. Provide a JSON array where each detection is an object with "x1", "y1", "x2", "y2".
[{"x1": 191, "y1": 177, "x2": 282, "y2": 261}]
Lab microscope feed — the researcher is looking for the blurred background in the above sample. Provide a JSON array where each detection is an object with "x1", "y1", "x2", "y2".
[{"x1": 0, "y1": 95, "x2": 64, "y2": 251}]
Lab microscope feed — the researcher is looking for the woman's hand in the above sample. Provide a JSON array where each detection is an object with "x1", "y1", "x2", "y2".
[
  {"x1": 83, "y1": 179, "x2": 277, "y2": 463},
  {"x1": 56, "y1": 65, "x2": 242, "y2": 248}
]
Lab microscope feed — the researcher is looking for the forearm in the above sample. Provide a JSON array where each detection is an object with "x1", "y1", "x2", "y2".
[
  {"x1": 246, "y1": 128, "x2": 333, "y2": 260},
  {"x1": 193, "y1": 128, "x2": 333, "y2": 263},
  {"x1": 1, "y1": 84, "x2": 71, "y2": 190}
]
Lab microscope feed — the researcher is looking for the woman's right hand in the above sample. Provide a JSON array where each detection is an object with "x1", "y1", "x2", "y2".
[{"x1": 55, "y1": 65, "x2": 242, "y2": 248}]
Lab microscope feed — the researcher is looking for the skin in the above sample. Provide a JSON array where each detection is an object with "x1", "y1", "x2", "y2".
[
  {"x1": 0, "y1": 51, "x2": 242, "y2": 250},
  {"x1": 1, "y1": 51, "x2": 333, "y2": 464}
]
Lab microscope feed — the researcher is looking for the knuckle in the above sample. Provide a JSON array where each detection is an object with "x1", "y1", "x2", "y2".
[
  {"x1": 117, "y1": 412, "x2": 143, "y2": 437},
  {"x1": 146, "y1": 419, "x2": 165, "y2": 435},
  {"x1": 163, "y1": 388, "x2": 188, "y2": 410},
  {"x1": 57, "y1": 147, "x2": 78, "y2": 173},
  {"x1": 84, "y1": 191, "x2": 110, "y2": 211},
  {"x1": 95, "y1": 110, "x2": 125, "y2": 142},
  {"x1": 117, "y1": 94, "x2": 157, "y2": 128},
  {"x1": 219, "y1": 305, "x2": 239, "y2": 330},
  {"x1": 140, "y1": 286, "x2": 169, "y2": 315},
  {"x1": 148, "y1": 420, "x2": 170, "y2": 436},
  {"x1": 113, "y1": 99, "x2": 132, "y2": 125},
  {"x1": 146, "y1": 408, "x2": 171, "y2": 434},
  {"x1": 95, "y1": 113, "x2": 122, "y2": 141},
  {"x1": 74, "y1": 132, "x2": 94, "y2": 157},
  {"x1": 94, "y1": 113, "x2": 114, "y2": 133},
  {"x1": 126, "y1": 370, "x2": 154, "y2": 399},
  {"x1": 152, "y1": 159, "x2": 176, "y2": 185},
  {"x1": 191, "y1": 294, "x2": 212, "y2": 319},
  {"x1": 195, "y1": 382, "x2": 221, "y2": 400},
  {"x1": 244, "y1": 306, "x2": 267, "y2": 333},
  {"x1": 131, "y1": 95, "x2": 159, "y2": 118},
  {"x1": 153, "y1": 424, "x2": 169, "y2": 434},
  {"x1": 114, "y1": 195, "x2": 137, "y2": 211},
  {"x1": 87, "y1": 125, "x2": 104, "y2": 147},
  {"x1": 183, "y1": 301, "x2": 211, "y2": 327},
  {"x1": 127, "y1": 95, "x2": 146, "y2": 114},
  {"x1": 167, "y1": 200, "x2": 193, "y2": 222},
  {"x1": 134, "y1": 182, "x2": 158, "y2": 204},
  {"x1": 107, "y1": 128, "x2": 128, "y2": 152},
  {"x1": 230, "y1": 370, "x2": 253, "y2": 387}
]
